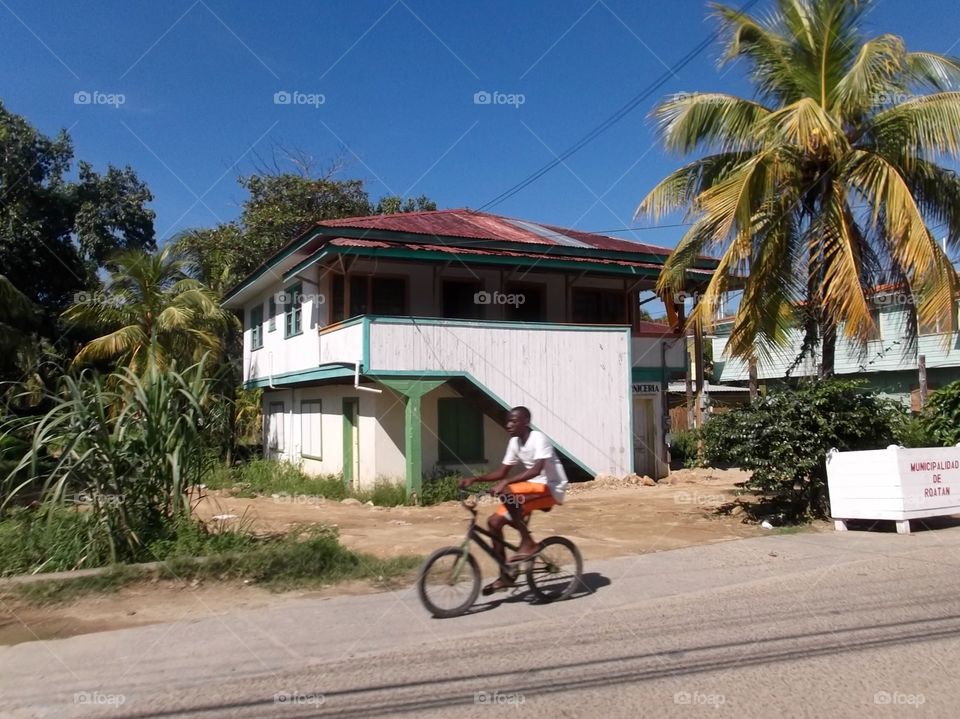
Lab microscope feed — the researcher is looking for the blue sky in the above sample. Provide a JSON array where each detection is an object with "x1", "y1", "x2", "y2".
[{"x1": 2, "y1": 0, "x2": 959, "y2": 252}]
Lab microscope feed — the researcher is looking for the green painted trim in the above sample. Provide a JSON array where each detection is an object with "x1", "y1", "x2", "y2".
[
  {"x1": 321, "y1": 225, "x2": 719, "y2": 270},
  {"x1": 282, "y1": 248, "x2": 332, "y2": 283},
  {"x1": 342, "y1": 397, "x2": 358, "y2": 486},
  {"x1": 632, "y1": 366, "x2": 685, "y2": 382},
  {"x1": 327, "y1": 245, "x2": 663, "y2": 278},
  {"x1": 369, "y1": 369, "x2": 596, "y2": 478},
  {"x1": 377, "y1": 378, "x2": 446, "y2": 496},
  {"x1": 362, "y1": 316, "x2": 371, "y2": 370},
  {"x1": 243, "y1": 366, "x2": 354, "y2": 390},
  {"x1": 223, "y1": 228, "x2": 325, "y2": 304},
  {"x1": 367, "y1": 315, "x2": 629, "y2": 333}
]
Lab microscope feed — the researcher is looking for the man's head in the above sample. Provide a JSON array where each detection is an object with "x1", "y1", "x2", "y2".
[{"x1": 506, "y1": 406, "x2": 531, "y2": 437}]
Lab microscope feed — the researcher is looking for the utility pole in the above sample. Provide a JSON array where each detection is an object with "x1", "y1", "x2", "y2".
[{"x1": 919, "y1": 354, "x2": 928, "y2": 409}]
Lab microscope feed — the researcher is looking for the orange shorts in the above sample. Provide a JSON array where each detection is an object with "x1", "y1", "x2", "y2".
[{"x1": 495, "y1": 482, "x2": 557, "y2": 518}]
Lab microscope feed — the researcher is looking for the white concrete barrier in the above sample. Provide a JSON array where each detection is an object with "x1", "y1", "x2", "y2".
[{"x1": 827, "y1": 444, "x2": 960, "y2": 534}]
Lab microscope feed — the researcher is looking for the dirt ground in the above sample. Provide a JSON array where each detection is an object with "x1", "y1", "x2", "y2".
[{"x1": 0, "y1": 468, "x2": 779, "y2": 645}]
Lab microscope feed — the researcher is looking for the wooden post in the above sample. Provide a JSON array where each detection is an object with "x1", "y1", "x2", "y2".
[
  {"x1": 748, "y1": 357, "x2": 758, "y2": 401},
  {"x1": 693, "y1": 321, "x2": 705, "y2": 429},
  {"x1": 919, "y1": 354, "x2": 928, "y2": 409}
]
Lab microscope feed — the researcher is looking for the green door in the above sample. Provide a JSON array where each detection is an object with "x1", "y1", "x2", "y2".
[{"x1": 342, "y1": 398, "x2": 360, "y2": 487}]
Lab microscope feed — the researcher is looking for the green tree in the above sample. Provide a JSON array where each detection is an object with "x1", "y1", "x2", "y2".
[
  {"x1": 0, "y1": 102, "x2": 156, "y2": 315},
  {"x1": 236, "y1": 174, "x2": 371, "y2": 279},
  {"x1": 637, "y1": 0, "x2": 960, "y2": 376},
  {"x1": 373, "y1": 194, "x2": 437, "y2": 214},
  {"x1": 63, "y1": 246, "x2": 235, "y2": 374}
]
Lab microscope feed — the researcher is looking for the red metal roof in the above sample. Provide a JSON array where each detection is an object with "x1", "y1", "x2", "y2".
[{"x1": 317, "y1": 208, "x2": 675, "y2": 256}]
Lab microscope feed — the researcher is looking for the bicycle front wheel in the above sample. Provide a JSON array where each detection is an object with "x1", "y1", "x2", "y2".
[
  {"x1": 526, "y1": 536, "x2": 583, "y2": 602},
  {"x1": 417, "y1": 546, "x2": 481, "y2": 618}
]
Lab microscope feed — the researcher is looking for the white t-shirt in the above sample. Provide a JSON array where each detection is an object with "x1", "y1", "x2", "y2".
[{"x1": 502, "y1": 430, "x2": 568, "y2": 504}]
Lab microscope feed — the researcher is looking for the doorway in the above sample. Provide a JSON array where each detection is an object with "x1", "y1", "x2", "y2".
[
  {"x1": 342, "y1": 397, "x2": 360, "y2": 488},
  {"x1": 633, "y1": 396, "x2": 659, "y2": 478}
]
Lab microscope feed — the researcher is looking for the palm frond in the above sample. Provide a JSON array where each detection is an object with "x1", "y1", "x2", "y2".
[
  {"x1": 635, "y1": 152, "x2": 750, "y2": 220},
  {"x1": 832, "y1": 34, "x2": 905, "y2": 116},
  {"x1": 652, "y1": 93, "x2": 772, "y2": 154},
  {"x1": 905, "y1": 52, "x2": 960, "y2": 92},
  {"x1": 870, "y1": 92, "x2": 960, "y2": 159}
]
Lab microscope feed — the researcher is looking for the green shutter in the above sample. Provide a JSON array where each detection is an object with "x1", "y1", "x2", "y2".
[
  {"x1": 438, "y1": 398, "x2": 483, "y2": 462},
  {"x1": 250, "y1": 305, "x2": 263, "y2": 349},
  {"x1": 284, "y1": 284, "x2": 302, "y2": 337}
]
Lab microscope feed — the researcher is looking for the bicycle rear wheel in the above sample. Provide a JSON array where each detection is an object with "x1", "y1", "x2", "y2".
[
  {"x1": 417, "y1": 547, "x2": 481, "y2": 618},
  {"x1": 525, "y1": 536, "x2": 583, "y2": 602}
]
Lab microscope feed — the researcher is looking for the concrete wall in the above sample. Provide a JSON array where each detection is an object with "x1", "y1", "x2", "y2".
[{"x1": 262, "y1": 381, "x2": 511, "y2": 488}]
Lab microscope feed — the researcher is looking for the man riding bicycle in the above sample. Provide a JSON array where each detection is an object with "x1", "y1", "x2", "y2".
[{"x1": 459, "y1": 406, "x2": 568, "y2": 595}]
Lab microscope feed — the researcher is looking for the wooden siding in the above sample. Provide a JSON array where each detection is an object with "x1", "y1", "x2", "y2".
[
  {"x1": 367, "y1": 318, "x2": 633, "y2": 476},
  {"x1": 318, "y1": 321, "x2": 364, "y2": 365}
]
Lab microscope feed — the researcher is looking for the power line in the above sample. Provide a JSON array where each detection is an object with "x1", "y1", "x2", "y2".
[
  {"x1": 477, "y1": 0, "x2": 764, "y2": 211},
  {"x1": 588, "y1": 222, "x2": 694, "y2": 234}
]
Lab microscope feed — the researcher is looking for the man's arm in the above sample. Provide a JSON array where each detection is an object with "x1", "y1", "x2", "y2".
[{"x1": 459, "y1": 464, "x2": 511, "y2": 489}]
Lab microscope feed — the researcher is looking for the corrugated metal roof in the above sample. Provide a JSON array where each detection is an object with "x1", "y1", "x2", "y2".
[{"x1": 317, "y1": 208, "x2": 676, "y2": 256}]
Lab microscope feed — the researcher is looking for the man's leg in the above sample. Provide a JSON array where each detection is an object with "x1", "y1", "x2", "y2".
[
  {"x1": 502, "y1": 491, "x2": 539, "y2": 555},
  {"x1": 483, "y1": 513, "x2": 516, "y2": 594}
]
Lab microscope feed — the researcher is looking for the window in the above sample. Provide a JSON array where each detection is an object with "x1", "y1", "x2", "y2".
[
  {"x1": 300, "y1": 400, "x2": 322, "y2": 459},
  {"x1": 250, "y1": 304, "x2": 264, "y2": 350},
  {"x1": 571, "y1": 288, "x2": 627, "y2": 324},
  {"x1": 505, "y1": 283, "x2": 546, "y2": 322},
  {"x1": 438, "y1": 398, "x2": 484, "y2": 462},
  {"x1": 865, "y1": 308, "x2": 882, "y2": 341},
  {"x1": 442, "y1": 281, "x2": 483, "y2": 319},
  {"x1": 330, "y1": 276, "x2": 408, "y2": 322},
  {"x1": 268, "y1": 401, "x2": 285, "y2": 451},
  {"x1": 268, "y1": 296, "x2": 277, "y2": 332},
  {"x1": 284, "y1": 283, "x2": 302, "y2": 337}
]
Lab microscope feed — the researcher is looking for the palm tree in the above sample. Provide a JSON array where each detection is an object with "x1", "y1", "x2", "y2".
[
  {"x1": 638, "y1": 0, "x2": 960, "y2": 376},
  {"x1": 63, "y1": 246, "x2": 236, "y2": 374}
]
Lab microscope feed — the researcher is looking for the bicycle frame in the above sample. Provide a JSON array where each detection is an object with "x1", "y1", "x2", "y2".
[{"x1": 449, "y1": 499, "x2": 528, "y2": 582}]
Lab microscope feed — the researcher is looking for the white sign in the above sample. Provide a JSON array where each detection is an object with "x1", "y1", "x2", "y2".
[{"x1": 826, "y1": 445, "x2": 960, "y2": 533}]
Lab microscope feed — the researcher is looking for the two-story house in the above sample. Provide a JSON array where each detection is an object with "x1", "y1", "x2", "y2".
[
  {"x1": 222, "y1": 209, "x2": 717, "y2": 495},
  {"x1": 713, "y1": 285, "x2": 960, "y2": 406}
]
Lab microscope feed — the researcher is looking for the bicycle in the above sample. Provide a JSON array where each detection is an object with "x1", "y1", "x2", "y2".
[{"x1": 417, "y1": 490, "x2": 583, "y2": 618}]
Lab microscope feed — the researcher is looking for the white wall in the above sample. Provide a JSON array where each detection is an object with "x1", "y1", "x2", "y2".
[{"x1": 368, "y1": 319, "x2": 633, "y2": 476}]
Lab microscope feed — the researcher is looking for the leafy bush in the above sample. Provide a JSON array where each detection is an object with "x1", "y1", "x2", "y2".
[
  {"x1": 891, "y1": 413, "x2": 939, "y2": 448},
  {"x1": 701, "y1": 380, "x2": 900, "y2": 521},
  {"x1": 669, "y1": 429, "x2": 701, "y2": 468},
  {"x1": 919, "y1": 380, "x2": 960, "y2": 446},
  {"x1": 420, "y1": 474, "x2": 461, "y2": 505}
]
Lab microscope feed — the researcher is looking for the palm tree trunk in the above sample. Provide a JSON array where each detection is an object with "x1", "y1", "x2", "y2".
[{"x1": 820, "y1": 323, "x2": 837, "y2": 379}]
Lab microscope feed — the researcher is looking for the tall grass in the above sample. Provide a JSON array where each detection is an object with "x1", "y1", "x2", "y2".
[{"x1": 2, "y1": 362, "x2": 221, "y2": 564}]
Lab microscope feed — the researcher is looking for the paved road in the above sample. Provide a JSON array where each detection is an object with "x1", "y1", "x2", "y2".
[{"x1": 3, "y1": 526, "x2": 960, "y2": 718}]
